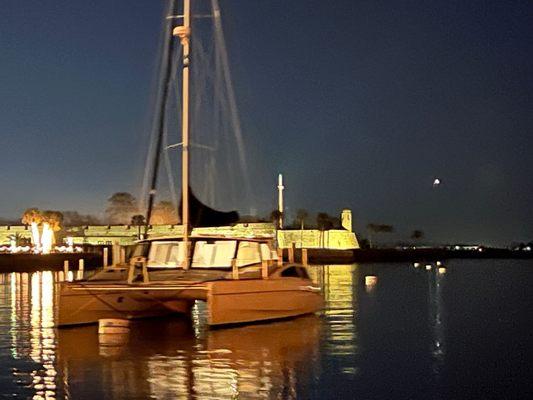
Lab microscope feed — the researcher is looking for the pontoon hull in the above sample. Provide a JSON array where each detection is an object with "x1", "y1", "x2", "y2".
[
  {"x1": 207, "y1": 278, "x2": 323, "y2": 326},
  {"x1": 57, "y1": 277, "x2": 322, "y2": 327},
  {"x1": 57, "y1": 284, "x2": 193, "y2": 326}
]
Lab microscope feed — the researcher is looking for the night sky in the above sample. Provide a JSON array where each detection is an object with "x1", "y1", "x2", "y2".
[{"x1": 1, "y1": 0, "x2": 532, "y2": 246}]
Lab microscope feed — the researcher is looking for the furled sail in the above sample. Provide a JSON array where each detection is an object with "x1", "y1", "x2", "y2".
[{"x1": 179, "y1": 187, "x2": 239, "y2": 228}]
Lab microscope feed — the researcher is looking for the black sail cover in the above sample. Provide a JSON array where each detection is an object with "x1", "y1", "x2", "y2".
[{"x1": 179, "y1": 187, "x2": 239, "y2": 228}]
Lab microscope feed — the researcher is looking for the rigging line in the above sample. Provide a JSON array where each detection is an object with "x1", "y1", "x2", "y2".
[
  {"x1": 145, "y1": 0, "x2": 179, "y2": 234},
  {"x1": 212, "y1": 0, "x2": 253, "y2": 208},
  {"x1": 163, "y1": 41, "x2": 183, "y2": 213},
  {"x1": 163, "y1": 121, "x2": 179, "y2": 210},
  {"x1": 140, "y1": 10, "x2": 173, "y2": 214}
]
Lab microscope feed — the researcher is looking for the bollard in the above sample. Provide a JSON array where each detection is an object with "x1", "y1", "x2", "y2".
[
  {"x1": 302, "y1": 248, "x2": 309, "y2": 266},
  {"x1": 77, "y1": 259, "x2": 85, "y2": 280},
  {"x1": 103, "y1": 247, "x2": 109, "y2": 268},
  {"x1": 98, "y1": 318, "x2": 130, "y2": 355},
  {"x1": 98, "y1": 319, "x2": 130, "y2": 335},
  {"x1": 288, "y1": 242, "x2": 295, "y2": 263},
  {"x1": 63, "y1": 260, "x2": 69, "y2": 279},
  {"x1": 112, "y1": 241, "x2": 120, "y2": 266},
  {"x1": 365, "y1": 275, "x2": 378, "y2": 286}
]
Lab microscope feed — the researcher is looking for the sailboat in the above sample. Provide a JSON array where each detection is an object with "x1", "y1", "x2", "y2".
[{"x1": 56, "y1": 0, "x2": 323, "y2": 327}]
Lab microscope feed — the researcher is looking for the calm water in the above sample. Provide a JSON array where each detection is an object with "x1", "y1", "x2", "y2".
[{"x1": 0, "y1": 260, "x2": 532, "y2": 399}]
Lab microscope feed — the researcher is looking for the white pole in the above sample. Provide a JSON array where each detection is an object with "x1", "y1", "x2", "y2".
[{"x1": 277, "y1": 173, "x2": 284, "y2": 229}]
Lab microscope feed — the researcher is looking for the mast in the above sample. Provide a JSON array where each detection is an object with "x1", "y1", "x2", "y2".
[{"x1": 173, "y1": 0, "x2": 191, "y2": 263}]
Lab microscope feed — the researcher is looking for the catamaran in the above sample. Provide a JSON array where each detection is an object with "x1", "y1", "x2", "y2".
[{"x1": 56, "y1": 0, "x2": 323, "y2": 327}]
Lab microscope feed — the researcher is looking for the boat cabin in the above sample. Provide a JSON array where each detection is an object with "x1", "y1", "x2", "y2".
[{"x1": 132, "y1": 236, "x2": 279, "y2": 270}]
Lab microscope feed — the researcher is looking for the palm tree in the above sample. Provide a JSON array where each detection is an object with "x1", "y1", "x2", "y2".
[
  {"x1": 21, "y1": 208, "x2": 43, "y2": 247},
  {"x1": 131, "y1": 214, "x2": 146, "y2": 239},
  {"x1": 295, "y1": 209, "x2": 309, "y2": 230},
  {"x1": 366, "y1": 223, "x2": 394, "y2": 248},
  {"x1": 106, "y1": 192, "x2": 138, "y2": 224},
  {"x1": 270, "y1": 210, "x2": 283, "y2": 229},
  {"x1": 41, "y1": 210, "x2": 63, "y2": 251},
  {"x1": 317, "y1": 212, "x2": 335, "y2": 231},
  {"x1": 42, "y1": 211, "x2": 63, "y2": 232},
  {"x1": 411, "y1": 230, "x2": 424, "y2": 240}
]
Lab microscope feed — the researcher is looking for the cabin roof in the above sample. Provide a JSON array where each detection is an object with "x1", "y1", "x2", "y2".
[{"x1": 137, "y1": 235, "x2": 273, "y2": 244}]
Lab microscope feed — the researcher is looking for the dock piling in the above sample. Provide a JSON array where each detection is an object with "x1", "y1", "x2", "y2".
[
  {"x1": 288, "y1": 242, "x2": 295, "y2": 263},
  {"x1": 77, "y1": 259, "x2": 85, "y2": 280},
  {"x1": 302, "y1": 248, "x2": 309, "y2": 266},
  {"x1": 103, "y1": 247, "x2": 109, "y2": 268},
  {"x1": 63, "y1": 260, "x2": 69, "y2": 279}
]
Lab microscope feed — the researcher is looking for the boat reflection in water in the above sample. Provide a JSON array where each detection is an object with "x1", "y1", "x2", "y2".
[
  {"x1": 2, "y1": 265, "x2": 359, "y2": 399},
  {"x1": 57, "y1": 314, "x2": 321, "y2": 399}
]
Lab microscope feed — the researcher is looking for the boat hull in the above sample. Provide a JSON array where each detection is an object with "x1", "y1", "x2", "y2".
[
  {"x1": 57, "y1": 278, "x2": 322, "y2": 327},
  {"x1": 57, "y1": 284, "x2": 193, "y2": 326},
  {"x1": 206, "y1": 278, "x2": 323, "y2": 326}
]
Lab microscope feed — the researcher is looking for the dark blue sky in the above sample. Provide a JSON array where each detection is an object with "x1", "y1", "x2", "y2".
[{"x1": 1, "y1": 0, "x2": 532, "y2": 245}]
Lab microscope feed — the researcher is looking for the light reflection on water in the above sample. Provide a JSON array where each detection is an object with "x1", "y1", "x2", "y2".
[
  {"x1": 1, "y1": 261, "x2": 531, "y2": 399},
  {"x1": 0, "y1": 267, "x2": 350, "y2": 399}
]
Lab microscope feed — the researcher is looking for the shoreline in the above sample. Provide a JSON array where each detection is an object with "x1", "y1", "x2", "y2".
[
  {"x1": 284, "y1": 247, "x2": 533, "y2": 264},
  {"x1": 1, "y1": 247, "x2": 531, "y2": 273},
  {"x1": 0, "y1": 252, "x2": 102, "y2": 272}
]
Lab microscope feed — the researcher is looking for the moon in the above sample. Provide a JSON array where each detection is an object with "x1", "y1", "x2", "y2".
[{"x1": 433, "y1": 178, "x2": 441, "y2": 187}]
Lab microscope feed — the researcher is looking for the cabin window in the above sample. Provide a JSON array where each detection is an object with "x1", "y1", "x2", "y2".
[
  {"x1": 191, "y1": 240, "x2": 237, "y2": 268},
  {"x1": 147, "y1": 241, "x2": 186, "y2": 268},
  {"x1": 260, "y1": 243, "x2": 277, "y2": 261},
  {"x1": 236, "y1": 241, "x2": 261, "y2": 267}
]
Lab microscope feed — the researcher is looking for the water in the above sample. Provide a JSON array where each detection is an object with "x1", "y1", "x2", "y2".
[{"x1": 0, "y1": 260, "x2": 532, "y2": 399}]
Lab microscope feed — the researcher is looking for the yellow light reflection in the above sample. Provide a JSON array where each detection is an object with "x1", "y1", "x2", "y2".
[
  {"x1": 41, "y1": 223, "x2": 53, "y2": 254},
  {"x1": 8, "y1": 271, "x2": 58, "y2": 399}
]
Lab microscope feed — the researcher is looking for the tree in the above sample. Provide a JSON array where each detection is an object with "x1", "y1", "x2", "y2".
[
  {"x1": 21, "y1": 208, "x2": 43, "y2": 226},
  {"x1": 150, "y1": 201, "x2": 179, "y2": 224},
  {"x1": 105, "y1": 192, "x2": 138, "y2": 224},
  {"x1": 269, "y1": 210, "x2": 283, "y2": 229},
  {"x1": 411, "y1": 230, "x2": 424, "y2": 241},
  {"x1": 42, "y1": 211, "x2": 63, "y2": 232},
  {"x1": 317, "y1": 212, "x2": 337, "y2": 231},
  {"x1": 22, "y1": 208, "x2": 44, "y2": 247},
  {"x1": 62, "y1": 211, "x2": 100, "y2": 226},
  {"x1": 293, "y1": 209, "x2": 309, "y2": 230},
  {"x1": 366, "y1": 223, "x2": 394, "y2": 248},
  {"x1": 131, "y1": 214, "x2": 146, "y2": 239}
]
